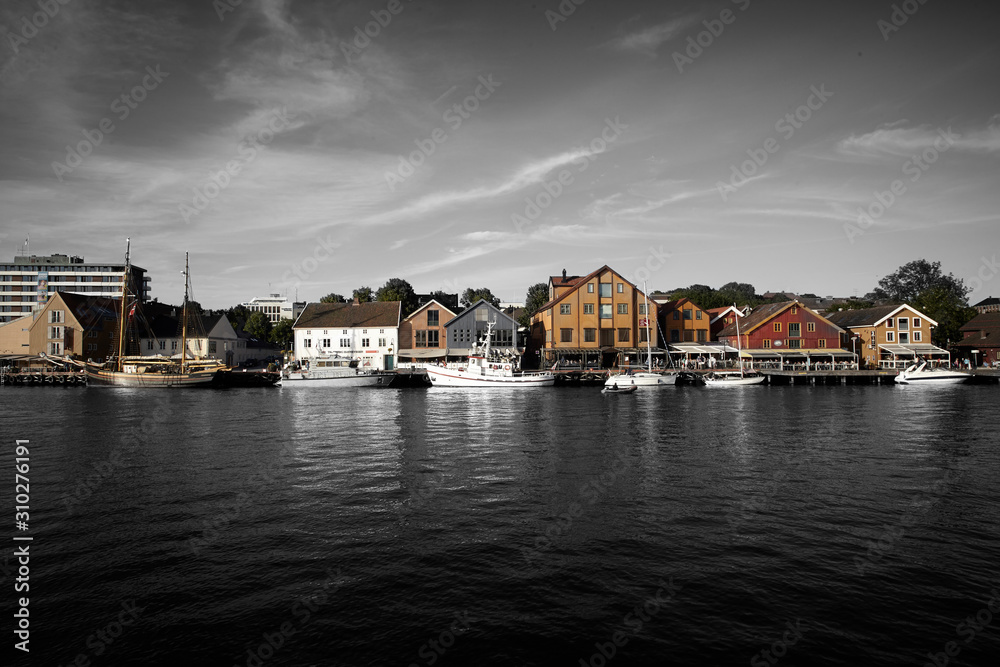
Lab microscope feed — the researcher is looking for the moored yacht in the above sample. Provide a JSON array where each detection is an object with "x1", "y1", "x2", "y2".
[{"x1": 895, "y1": 362, "x2": 970, "y2": 385}]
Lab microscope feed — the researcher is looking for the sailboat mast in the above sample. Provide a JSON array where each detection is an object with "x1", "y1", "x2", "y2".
[
  {"x1": 643, "y1": 282, "x2": 652, "y2": 372},
  {"x1": 181, "y1": 252, "x2": 189, "y2": 374},
  {"x1": 116, "y1": 238, "x2": 131, "y2": 372},
  {"x1": 735, "y1": 304, "x2": 744, "y2": 378}
]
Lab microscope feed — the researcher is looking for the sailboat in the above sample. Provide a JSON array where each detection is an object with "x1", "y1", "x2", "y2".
[
  {"x1": 79, "y1": 242, "x2": 225, "y2": 387},
  {"x1": 702, "y1": 305, "x2": 765, "y2": 386},
  {"x1": 603, "y1": 282, "x2": 678, "y2": 389}
]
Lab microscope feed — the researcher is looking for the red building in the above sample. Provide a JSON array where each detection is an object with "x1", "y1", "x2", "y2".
[{"x1": 717, "y1": 301, "x2": 853, "y2": 368}]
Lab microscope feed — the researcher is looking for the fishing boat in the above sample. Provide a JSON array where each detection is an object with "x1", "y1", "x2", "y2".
[
  {"x1": 281, "y1": 354, "x2": 392, "y2": 387},
  {"x1": 702, "y1": 306, "x2": 765, "y2": 387},
  {"x1": 425, "y1": 320, "x2": 555, "y2": 387},
  {"x1": 601, "y1": 384, "x2": 638, "y2": 394},
  {"x1": 604, "y1": 281, "x2": 677, "y2": 389},
  {"x1": 895, "y1": 361, "x2": 970, "y2": 385},
  {"x1": 76, "y1": 242, "x2": 225, "y2": 387}
]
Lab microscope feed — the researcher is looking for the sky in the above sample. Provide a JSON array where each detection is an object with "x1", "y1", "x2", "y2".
[{"x1": 1, "y1": 0, "x2": 998, "y2": 309}]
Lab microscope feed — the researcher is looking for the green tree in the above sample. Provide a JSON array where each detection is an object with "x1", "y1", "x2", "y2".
[
  {"x1": 352, "y1": 286, "x2": 374, "y2": 303},
  {"x1": 717, "y1": 282, "x2": 757, "y2": 305},
  {"x1": 226, "y1": 305, "x2": 252, "y2": 332},
  {"x1": 376, "y1": 278, "x2": 417, "y2": 316},
  {"x1": 244, "y1": 311, "x2": 273, "y2": 341},
  {"x1": 461, "y1": 287, "x2": 501, "y2": 308},
  {"x1": 867, "y1": 259, "x2": 970, "y2": 304},
  {"x1": 519, "y1": 282, "x2": 548, "y2": 327},
  {"x1": 912, "y1": 286, "x2": 977, "y2": 347},
  {"x1": 320, "y1": 293, "x2": 348, "y2": 304},
  {"x1": 827, "y1": 299, "x2": 875, "y2": 311},
  {"x1": 270, "y1": 318, "x2": 295, "y2": 349}
]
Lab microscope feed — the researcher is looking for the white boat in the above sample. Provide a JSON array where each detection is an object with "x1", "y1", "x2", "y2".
[
  {"x1": 895, "y1": 362, "x2": 970, "y2": 385},
  {"x1": 701, "y1": 309, "x2": 765, "y2": 386},
  {"x1": 281, "y1": 355, "x2": 392, "y2": 387},
  {"x1": 604, "y1": 281, "x2": 677, "y2": 389},
  {"x1": 425, "y1": 321, "x2": 554, "y2": 387},
  {"x1": 601, "y1": 384, "x2": 637, "y2": 394}
]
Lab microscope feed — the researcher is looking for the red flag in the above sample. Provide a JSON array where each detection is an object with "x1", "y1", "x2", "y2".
[{"x1": 128, "y1": 304, "x2": 136, "y2": 319}]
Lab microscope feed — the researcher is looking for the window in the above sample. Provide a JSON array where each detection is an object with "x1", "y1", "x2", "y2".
[
  {"x1": 584, "y1": 328, "x2": 596, "y2": 343},
  {"x1": 618, "y1": 328, "x2": 630, "y2": 342},
  {"x1": 697, "y1": 330, "x2": 707, "y2": 343},
  {"x1": 147, "y1": 340, "x2": 153, "y2": 350},
  {"x1": 209, "y1": 341, "x2": 217, "y2": 353},
  {"x1": 787, "y1": 339, "x2": 801, "y2": 349},
  {"x1": 913, "y1": 318, "x2": 921, "y2": 328},
  {"x1": 560, "y1": 304, "x2": 571, "y2": 315},
  {"x1": 600, "y1": 304, "x2": 613, "y2": 319},
  {"x1": 639, "y1": 328, "x2": 649, "y2": 342},
  {"x1": 773, "y1": 322, "x2": 782, "y2": 333},
  {"x1": 560, "y1": 328, "x2": 573, "y2": 343},
  {"x1": 545, "y1": 329, "x2": 552, "y2": 343},
  {"x1": 617, "y1": 304, "x2": 628, "y2": 315},
  {"x1": 379, "y1": 338, "x2": 387, "y2": 347},
  {"x1": 886, "y1": 318, "x2": 894, "y2": 328},
  {"x1": 343, "y1": 330, "x2": 347, "y2": 334},
  {"x1": 171, "y1": 340, "x2": 177, "y2": 350},
  {"x1": 807, "y1": 322, "x2": 816, "y2": 333},
  {"x1": 898, "y1": 333, "x2": 909, "y2": 344},
  {"x1": 673, "y1": 311, "x2": 680, "y2": 320},
  {"x1": 587, "y1": 283, "x2": 594, "y2": 293},
  {"x1": 791, "y1": 306, "x2": 798, "y2": 315},
  {"x1": 763, "y1": 339, "x2": 772, "y2": 349},
  {"x1": 304, "y1": 338, "x2": 312, "y2": 348},
  {"x1": 914, "y1": 331, "x2": 922, "y2": 342},
  {"x1": 48, "y1": 326, "x2": 62, "y2": 339},
  {"x1": 427, "y1": 310, "x2": 439, "y2": 326},
  {"x1": 683, "y1": 330, "x2": 694, "y2": 342},
  {"x1": 362, "y1": 338, "x2": 370, "y2": 347},
  {"x1": 898, "y1": 318, "x2": 909, "y2": 331},
  {"x1": 159, "y1": 341, "x2": 165, "y2": 350},
  {"x1": 49, "y1": 310, "x2": 63, "y2": 323},
  {"x1": 599, "y1": 283, "x2": 612, "y2": 298},
  {"x1": 415, "y1": 331, "x2": 439, "y2": 347},
  {"x1": 818, "y1": 339, "x2": 827, "y2": 348},
  {"x1": 696, "y1": 311, "x2": 702, "y2": 320},
  {"x1": 886, "y1": 332, "x2": 894, "y2": 342},
  {"x1": 340, "y1": 338, "x2": 350, "y2": 347},
  {"x1": 789, "y1": 323, "x2": 800, "y2": 338},
  {"x1": 584, "y1": 303, "x2": 594, "y2": 315},
  {"x1": 683, "y1": 309, "x2": 692, "y2": 320},
  {"x1": 670, "y1": 330, "x2": 680, "y2": 342},
  {"x1": 476, "y1": 307, "x2": 488, "y2": 321}
]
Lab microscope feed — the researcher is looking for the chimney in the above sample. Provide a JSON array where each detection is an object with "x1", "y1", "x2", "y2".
[
  {"x1": 353, "y1": 297, "x2": 360, "y2": 306},
  {"x1": 562, "y1": 268, "x2": 567, "y2": 280}
]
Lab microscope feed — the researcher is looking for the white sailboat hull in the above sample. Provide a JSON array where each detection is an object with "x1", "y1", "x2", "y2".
[
  {"x1": 280, "y1": 372, "x2": 391, "y2": 387},
  {"x1": 426, "y1": 366, "x2": 555, "y2": 387},
  {"x1": 701, "y1": 374, "x2": 766, "y2": 386},
  {"x1": 604, "y1": 372, "x2": 678, "y2": 388}
]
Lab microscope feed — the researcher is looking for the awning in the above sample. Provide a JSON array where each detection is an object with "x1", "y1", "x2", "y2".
[
  {"x1": 670, "y1": 344, "x2": 739, "y2": 355},
  {"x1": 880, "y1": 344, "x2": 949, "y2": 356},
  {"x1": 738, "y1": 349, "x2": 854, "y2": 358},
  {"x1": 399, "y1": 349, "x2": 447, "y2": 359}
]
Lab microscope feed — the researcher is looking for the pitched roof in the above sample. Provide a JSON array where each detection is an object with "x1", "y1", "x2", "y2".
[
  {"x1": 825, "y1": 304, "x2": 936, "y2": 329},
  {"x1": 717, "y1": 300, "x2": 843, "y2": 337},
  {"x1": 535, "y1": 265, "x2": 654, "y2": 315},
  {"x1": 955, "y1": 312, "x2": 1000, "y2": 348},
  {"x1": 959, "y1": 311, "x2": 1000, "y2": 331},
  {"x1": 403, "y1": 299, "x2": 457, "y2": 323},
  {"x1": 293, "y1": 301, "x2": 401, "y2": 329},
  {"x1": 972, "y1": 296, "x2": 1000, "y2": 308},
  {"x1": 444, "y1": 299, "x2": 516, "y2": 327},
  {"x1": 550, "y1": 273, "x2": 585, "y2": 288}
]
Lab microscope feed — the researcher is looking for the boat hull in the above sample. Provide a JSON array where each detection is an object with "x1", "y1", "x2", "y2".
[
  {"x1": 895, "y1": 373, "x2": 969, "y2": 385},
  {"x1": 280, "y1": 373, "x2": 392, "y2": 387},
  {"x1": 604, "y1": 372, "x2": 677, "y2": 388},
  {"x1": 702, "y1": 374, "x2": 766, "y2": 386},
  {"x1": 86, "y1": 369, "x2": 217, "y2": 387},
  {"x1": 426, "y1": 366, "x2": 555, "y2": 387}
]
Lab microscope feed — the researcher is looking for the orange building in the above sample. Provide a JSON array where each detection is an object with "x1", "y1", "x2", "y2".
[
  {"x1": 826, "y1": 304, "x2": 945, "y2": 368},
  {"x1": 398, "y1": 299, "x2": 457, "y2": 363},
  {"x1": 529, "y1": 266, "x2": 659, "y2": 369},
  {"x1": 655, "y1": 298, "x2": 711, "y2": 344}
]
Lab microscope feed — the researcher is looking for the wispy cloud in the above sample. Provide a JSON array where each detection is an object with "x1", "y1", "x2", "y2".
[
  {"x1": 838, "y1": 122, "x2": 1000, "y2": 157},
  {"x1": 604, "y1": 17, "x2": 698, "y2": 57}
]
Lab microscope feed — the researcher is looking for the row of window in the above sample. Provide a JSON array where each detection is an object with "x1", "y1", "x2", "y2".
[
  {"x1": 885, "y1": 317, "x2": 919, "y2": 330},
  {"x1": 762, "y1": 339, "x2": 827, "y2": 349},
  {"x1": 560, "y1": 303, "x2": 647, "y2": 317},
  {"x1": 304, "y1": 329, "x2": 387, "y2": 335},
  {"x1": 670, "y1": 330, "x2": 708, "y2": 343},
  {"x1": 772, "y1": 322, "x2": 817, "y2": 335},
  {"x1": 557, "y1": 328, "x2": 649, "y2": 343},
  {"x1": 672, "y1": 309, "x2": 703, "y2": 320},
  {"x1": 302, "y1": 338, "x2": 388, "y2": 349}
]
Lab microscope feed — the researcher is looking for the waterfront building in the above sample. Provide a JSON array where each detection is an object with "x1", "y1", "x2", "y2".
[
  {"x1": 954, "y1": 311, "x2": 1000, "y2": 367},
  {"x1": 398, "y1": 299, "x2": 457, "y2": 364},
  {"x1": 971, "y1": 296, "x2": 1000, "y2": 315},
  {"x1": 707, "y1": 305, "x2": 746, "y2": 340},
  {"x1": 653, "y1": 297, "x2": 711, "y2": 344},
  {"x1": 444, "y1": 299, "x2": 520, "y2": 363},
  {"x1": 718, "y1": 300, "x2": 854, "y2": 369},
  {"x1": 0, "y1": 292, "x2": 120, "y2": 361},
  {"x1": 140, "y1": 313, "x2": 247, "y2": 366},
  {"x1": 241, "y1": 293, "x2": 305, "y2": 323},
  {"x1": 826, "y1": 304, "x2": 946, "y2": 369},
  {"x1": 292, "y1": 300, "x2": 400, "y2": 370},
  {"x1": 529, "y1": 266, "x2": 661, "y2": 369},
  {"x1": 0, "y1": 251, "x2": 150, "y2": 324}
]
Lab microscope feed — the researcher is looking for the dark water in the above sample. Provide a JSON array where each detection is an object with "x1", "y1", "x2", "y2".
[{"x1": 3, "y1": 383, "x2": 1000, "y2": 666}]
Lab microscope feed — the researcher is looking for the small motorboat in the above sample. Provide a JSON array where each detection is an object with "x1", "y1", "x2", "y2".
[
  {"x1": 895, "y1": 362, "x2": 970, "y2": 385},
  {"x1": 602, "y1": 384, "x2": 638, "y2": 394}
]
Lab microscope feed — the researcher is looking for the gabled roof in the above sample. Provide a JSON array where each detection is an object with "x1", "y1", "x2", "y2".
[
  {"x1": 825, "y1": 304, "x2": 937, "y2": 329},
  {"x1": 656, "y1": 298, "x2": 706, "y2": 313},
  {"x1": 550, "y1": 273, "x2": 585, "y2": 288},
  {"x1": 708, "y1": 306, "x2": 744, "y2": 324},
  {"x1": 959, "y1": 311, "x2": 1000, "y2": 332},
  {"x1": 534, "y1": 265, "x2": 654, "y2": 315},
  {"x1": 972, "y1": 296, "x2": 1000, "y2": 308},
  {"x1": 717, "y1": 300, "x2": 843, "y2": 337},
  {"x1": 403, "y1": 299, "x2": 457, "y2": 323},
  {"x1": 954, "y1": 312, "x2": 1000, "y2": 349},
  {"x1": 47, "y1": 292, "x2": 120, "y2": 330},
  {"x1": 293, "y1": 301, "x2": 401, "y2": 329},
  {"x1": 444, "y1": 299, "x2": 516, "y2": 327}
]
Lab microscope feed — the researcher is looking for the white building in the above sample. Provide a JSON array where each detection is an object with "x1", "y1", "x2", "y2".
[
  {"x1": 292, "y1": 301, "x2": 401, "y2": 371},
  {"x1": 241, "y1": 293, "x2": 305, "y2": 323},
  {"x1": 139, "y1": 314, "x2": 251, "y2": 366},
  {"x1": 0, "y1": 252, "x2": 150, "y2": 324}
]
